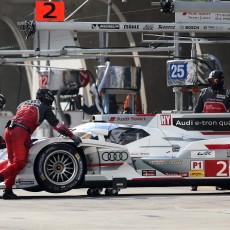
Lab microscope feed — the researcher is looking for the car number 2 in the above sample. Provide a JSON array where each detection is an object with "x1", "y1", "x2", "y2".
[{"x1": 205, "y1": 160, "x2": 229, "y2": 177}]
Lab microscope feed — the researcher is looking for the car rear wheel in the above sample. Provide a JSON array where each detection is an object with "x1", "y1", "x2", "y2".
[{"x1": 34, "y1": 143, "x2": 85, "y2": 193}]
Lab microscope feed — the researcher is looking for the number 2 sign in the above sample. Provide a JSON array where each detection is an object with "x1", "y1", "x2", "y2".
[
  {"x1": 205, "y1": 160, "x2": 229, "y2": 177},
  {"x1": 35, "y1": 1, "x2": 65, "y2": 22}
]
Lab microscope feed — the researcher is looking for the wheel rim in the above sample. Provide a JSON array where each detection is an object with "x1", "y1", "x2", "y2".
[{"x1": 43, "y1": 150, "x2": 78, "y2": 186}]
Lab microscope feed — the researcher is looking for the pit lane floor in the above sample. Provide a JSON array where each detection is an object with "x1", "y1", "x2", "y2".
[{"x1": 0, "y1": 186, "x2": 229, "y2": 230}]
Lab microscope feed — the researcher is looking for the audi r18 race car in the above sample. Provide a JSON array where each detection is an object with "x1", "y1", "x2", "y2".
[{"x1": 1, "y1": 112, "x2": 230, "y2": 196}]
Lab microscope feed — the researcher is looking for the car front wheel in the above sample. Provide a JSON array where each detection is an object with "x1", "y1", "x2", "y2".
[{"x1": 34, "y1": 143, "x2": 85, "y2": 193}]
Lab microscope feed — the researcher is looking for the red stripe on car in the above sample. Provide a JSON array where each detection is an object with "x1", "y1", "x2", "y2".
[
  {"x1": 201, "y1": 132, "x2": 230, "y2": 135},
  {"x1": 205, "y1": 144, "x2": 230, "y2": 150}
]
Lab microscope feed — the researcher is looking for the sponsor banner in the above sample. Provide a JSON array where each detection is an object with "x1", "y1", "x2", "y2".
[
  {"x1": 203, "y1": 25, "x2": 224, "y2": 31},
  {"x1": 189, "y1": 170, "x2": 204, "y2": 177},
  {"x1": 191, "y1": 151, "x2": 215, "y2": 159},
  {"x1": 165, "y1": 172, "x2": 189, "y2": 177},
  {"x1": 158, "y1": 24, "x2": 175, "y2": 30},
  {"x1": 179, "y1": 25, "x2": 199, "y2": 30},
  {"x1": 16, "y1": 181, "x2": 34, "y2": 185},
  {"x1": 142, "y1": 170, "x2": 156, "y2": 176},
  {"x1": 109, "y1": 116, "x2": 146, "y2": 122},
  {"x1": 107, "y1": 114, "x2": 154, "y2": 126},
  {"x1": 93, "y1": 114, "x2": 155, "y2": 125},
  {"x1": 36, "y1": 21, "x2": 230, "y2": 33},
  {"x1": 92, "y1": 24, "x2": 120, "y2": 29},
  {"x1": 143, "y1": 24, "x2": 154, "y2": 30},
  {"x1": 176, "y1": 12, "x2": 230, "y2": 24},
  {"x1": 149, "y1": 160, "x2": 182, "y2": 165},
  {"x1": 124, "y1": 24, "x2": 139, "y2": 30},
  {"x1": 173, "y1": 118, "x2": 230, "y2": 131}
]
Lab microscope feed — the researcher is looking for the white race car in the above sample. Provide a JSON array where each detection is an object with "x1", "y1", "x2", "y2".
[{"x1": 1, "y1": 112, "x2": 230, "y2": 196}]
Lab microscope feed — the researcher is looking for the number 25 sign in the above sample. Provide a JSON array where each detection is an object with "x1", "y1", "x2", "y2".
[{"x1": 35, "y1": 1, "x2": 65, "y2": 22}]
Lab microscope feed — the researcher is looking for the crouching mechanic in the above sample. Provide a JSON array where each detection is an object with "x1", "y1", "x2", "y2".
[
  {"x1": 0, "y1": 88, "x2": 82, "y2": 199},
  {"x1": 191, "y1": 70, "x2": 230, "y2": 191}
]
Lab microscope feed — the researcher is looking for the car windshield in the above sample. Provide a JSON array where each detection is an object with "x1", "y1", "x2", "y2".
[
  {"x1": 72, "y1": 123, "x2": 149, "y2": 143},
  {"x1": 108, "y1": 127, "x2": 149, "y2": 145}
]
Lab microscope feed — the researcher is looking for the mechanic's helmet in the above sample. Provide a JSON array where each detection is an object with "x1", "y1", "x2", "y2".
[
  {"x1": 0, "y1": 94, "x2": 6, "y2": 109},
  {"x1": 36, "y1": 88, "x2": 54, "y2": 106},
  {"x1": 208, "y1": 70, "x2": 224, "y2": 91}
]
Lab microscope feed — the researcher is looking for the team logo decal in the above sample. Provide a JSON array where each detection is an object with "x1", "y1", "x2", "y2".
[
  {"x1": 102, "y1": 152, "x2": 128, "y2": 161},
  {"x1": 191, "y1": 150, "x2": 215, "y2": 158}
]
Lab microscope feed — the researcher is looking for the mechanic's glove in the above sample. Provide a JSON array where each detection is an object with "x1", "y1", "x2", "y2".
[{"x1": 71, "y1": 135, "x2": 82, "y2": 146}]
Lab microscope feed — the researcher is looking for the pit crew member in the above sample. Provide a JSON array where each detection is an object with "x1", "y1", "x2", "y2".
[
  {"x1": 0, "y1": 88, "x2": 82, "y2": 199},
  {"x1": 194, "y1": 70, "x2": 230, "y2": 113}
]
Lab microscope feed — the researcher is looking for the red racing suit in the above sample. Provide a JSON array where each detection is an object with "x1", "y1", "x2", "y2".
[
  {"x1": 194, "y1": 87, "x2": 230, "y2": 113},
  {"x1": 0, "y1": 99, "x2": 75, "y2": 189}
]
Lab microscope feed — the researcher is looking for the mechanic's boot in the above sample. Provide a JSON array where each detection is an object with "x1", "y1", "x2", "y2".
[
  {"x1": 2, "y1": 188, "x2": 18, "y2": 200},
  {"x1": 190, "y1": 186, "x2": 197, "y2": 191}
]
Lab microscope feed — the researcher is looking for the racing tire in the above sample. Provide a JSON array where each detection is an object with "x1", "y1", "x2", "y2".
[
  {"x1": 87, "y1": 188, "x2": 103, "y2": 196},
  {"x1": 105, "y1": 188, "x2": 119, "y2": 196},
  {"x1": 34, "y1": 143, "x2": 85, "y2": 193},
  {"x1": 23, "y1": 185, "x2": 43, "y2": 192}
]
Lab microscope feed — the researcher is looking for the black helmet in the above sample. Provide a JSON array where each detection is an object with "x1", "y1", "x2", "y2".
[
  {"x1": 0, "y1": 94, "x2": 6, "y2": 109},
  {"x1": 208, "y1": 70, "x2": 224, "y2": 91},
  {"x1": 36, "y1": 88, "x2": 54, "y2": 106}
]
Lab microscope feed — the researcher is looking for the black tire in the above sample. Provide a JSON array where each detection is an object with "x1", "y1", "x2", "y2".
[
  {"x1": 23, "y1": 185, "x2": 43, "y2": 192},
  {"x1": 34, "y1": 143, "x2": 85, "y2": 193}
]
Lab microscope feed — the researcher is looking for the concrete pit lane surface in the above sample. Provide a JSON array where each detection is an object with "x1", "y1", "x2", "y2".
[{"x1": 0, "y1": 186, "x2": 229, "y2": 230}]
